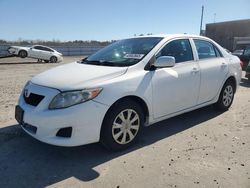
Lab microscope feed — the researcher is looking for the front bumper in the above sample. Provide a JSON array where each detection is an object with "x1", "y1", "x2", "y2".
[
  {"x1": 56, "y1": 55, "x2": 63, "y2": 62},
  {"x1": 17, "y1": 82, "x2": 109, "y2": 146}
]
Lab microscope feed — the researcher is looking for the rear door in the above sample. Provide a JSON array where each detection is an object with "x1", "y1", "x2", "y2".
[
  {"x1": 40, "y1": 47, "x2": 54, "y2": 60},
  {"x1": 29, "y1": 46, "x2": 44, "y2": 59},
  {"x1": 152, "y1": 39, "x2": 200, "y2": 119},
  {"x1": 193, "y1": 39, "x2": 228, "y2": 104}
]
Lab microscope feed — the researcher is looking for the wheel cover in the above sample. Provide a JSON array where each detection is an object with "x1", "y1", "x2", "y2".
[
  {"x1": 222, "y1": 85, "x2": 233, "y2": 107},
  {"x1": 20, "y1": 51, "x2": 26, "y2": 57},
  {"x1": 112, "y1": 109, "x2": 140, "y2": 145}
]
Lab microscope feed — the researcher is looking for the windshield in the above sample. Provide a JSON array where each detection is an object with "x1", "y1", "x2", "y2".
[{"x1": 81, "y1": 37, "x2": 163, "y2": 67}]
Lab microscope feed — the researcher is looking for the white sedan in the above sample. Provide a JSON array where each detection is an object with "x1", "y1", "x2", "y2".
[
  {"x1": 8, "y1": 45, "x2": 63, "y2": 63},
  {"x1": 15, "y1": 34, "x2": 242, "y2": 150}
]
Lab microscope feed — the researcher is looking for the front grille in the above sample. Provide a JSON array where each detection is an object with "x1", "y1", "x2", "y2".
[{"x1": 24, "y1": 93, "x2": 44, "y2": 106}]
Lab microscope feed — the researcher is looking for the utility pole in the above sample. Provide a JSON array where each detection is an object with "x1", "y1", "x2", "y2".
[
  {"x1": 213, "y1": 13, "x2": 216, "y2": 23},
  {"x1": 200, "y1": 5, "x2": 204, "y2": 35}
]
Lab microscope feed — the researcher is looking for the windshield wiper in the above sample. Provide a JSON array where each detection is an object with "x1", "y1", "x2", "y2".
[{"x1": 82, "y1": 59, "x2": 118, "y2": 66}]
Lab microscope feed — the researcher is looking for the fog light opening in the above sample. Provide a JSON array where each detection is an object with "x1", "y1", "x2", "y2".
[{"x1": 56, "y1": 127, "x2": 72, "y2": 138}]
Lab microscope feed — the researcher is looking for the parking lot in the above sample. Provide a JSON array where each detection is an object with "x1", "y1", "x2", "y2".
[{"x1": 0, "y1": 56, "x2": 250, "y2": 188}]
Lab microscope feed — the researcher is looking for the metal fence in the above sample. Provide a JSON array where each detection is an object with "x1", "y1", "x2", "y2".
[{"x1": 0, "y1": 44, "x2": 105, "y2": 56}]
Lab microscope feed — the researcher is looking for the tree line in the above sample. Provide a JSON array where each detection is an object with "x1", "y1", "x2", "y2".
[{"x1": 0, "y1": 39, "x2": 114, "y2": 46}]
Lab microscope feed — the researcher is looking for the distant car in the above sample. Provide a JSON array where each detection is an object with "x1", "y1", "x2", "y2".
[
  {"x1": 239, "y1": 46, "x2": 250, "y2": 70},
  {"x1": 8, "y1": 45, "x2": 63, "y2": 63},
  {"x1": 246, "y1": 61, "x2": 250, "y2": 81},
  {"x1": 232, "y1": 49, "x2": 244, "y2": 57},
  {"x1": 240, "y1": 60, "x2": 244, "y2": 69},
  {"x1": 224, "y1": 49, "x2": 243, "y2": 69},
  {"x1": 15, "y1": 34, "x2": 242, "y2": 150}
]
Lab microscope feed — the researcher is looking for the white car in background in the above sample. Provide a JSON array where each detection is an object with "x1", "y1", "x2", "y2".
[
  {"x1": 8, "y1": 45, "x2": 63, "y2": 63},
  {"x1": 15, "y1": 34, "x2": 242, "y2": 151}
]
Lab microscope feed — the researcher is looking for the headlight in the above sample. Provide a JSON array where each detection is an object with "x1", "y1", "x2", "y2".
[
  {"x1": 24, "y1": 80, "x2": 31, "y2": 88},
  {"x1": 49, "y1": 88, "x2": 102, "y2": 109},
  {"x1": 23, "y1": 80, "x2": 31, "y2": 93}
]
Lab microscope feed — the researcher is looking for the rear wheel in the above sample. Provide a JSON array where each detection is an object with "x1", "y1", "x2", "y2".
[
  {"x1": 18, "y1": 50, "x2": 27, "y2": 58},
  {"x1": 50, "y1": 56, "x2": 57, "y2": 63},
  {"x1": 100, "y1": 99, "x2": 144, "y2": 151},
  {"x1": 214, "y1": 80, "x2": 235, "y2": 111}
]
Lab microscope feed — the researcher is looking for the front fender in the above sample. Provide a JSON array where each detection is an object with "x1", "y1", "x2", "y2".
[{"x1": 93, "y1": 70, "x2": 154, "y2": 120}]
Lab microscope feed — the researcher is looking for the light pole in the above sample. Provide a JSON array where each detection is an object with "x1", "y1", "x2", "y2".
[{"x1": 200, "y1": 5, "x2": 204, "y2": 35}]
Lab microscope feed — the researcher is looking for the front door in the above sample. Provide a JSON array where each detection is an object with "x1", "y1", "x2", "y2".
[{"x1": 152, "y1": 39, "x2": 200, "y2": 119}]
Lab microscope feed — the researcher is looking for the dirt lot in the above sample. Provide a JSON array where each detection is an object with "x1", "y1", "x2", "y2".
[{"x1": 0, "y1": 56, "x2": 250, "y2": 188}]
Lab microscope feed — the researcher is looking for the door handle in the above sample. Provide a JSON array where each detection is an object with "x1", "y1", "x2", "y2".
[
  {"x1": 221, "y1": 62, "x2": 227, "y2": 68},
  {"x1": 191, "y1": 67, "x2": 200, "y2": 74}
]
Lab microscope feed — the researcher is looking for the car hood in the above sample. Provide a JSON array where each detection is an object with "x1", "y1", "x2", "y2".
[
  {"x1": 10, "y1": 46, "x2": 29, "y2": 49},
  {"x1": 31, "y1": 62, "x2": 128, "y2": 91}
]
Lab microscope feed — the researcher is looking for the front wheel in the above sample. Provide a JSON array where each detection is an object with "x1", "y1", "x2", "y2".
[
  {"x1": 214, "y1": 80, "x2": 235, "y2": 111},
  {"x1": 18, "y1": 50, "x2": 27, "y2": 58},
  {"x1": 100, "y1": 100, "x2": 144, "y2": 151}
]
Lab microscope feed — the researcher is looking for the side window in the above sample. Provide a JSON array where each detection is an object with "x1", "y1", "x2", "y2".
[
  {"x1": 33, "y1": 46, "x2": 42, "y2": 50},
  {"x1": 40, "y1": 47, "x2": 48, "y2": 51},
  {"x1": 43, "y1": 47, "x2": 54, "y2": 52},
  {"x1": 33, "y1": 46, "x2": 53, "y2": 52},
  {"x1": 214, "y1": 46, "x2": 222, "y2": 57},
  {"x1": 194, "y1": 39, "x2": 221, "y2": 59},
  {"x1": 156, "y1": 39, "x2": 193, "y2": 63}
]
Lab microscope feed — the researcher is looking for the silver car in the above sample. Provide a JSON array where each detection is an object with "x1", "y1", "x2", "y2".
[{"x1": 8, "y1": 45, "x2": 63, "y2": 63}]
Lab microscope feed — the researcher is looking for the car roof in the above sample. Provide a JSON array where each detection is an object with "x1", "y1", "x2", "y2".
[{"x1": 128, "y1": 34, "x2": 213, "y2": 42}]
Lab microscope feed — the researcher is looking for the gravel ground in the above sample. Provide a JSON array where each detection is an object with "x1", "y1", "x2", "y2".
[{"x1": 0, "y1": 56, "x2": 249, "y2": 188}]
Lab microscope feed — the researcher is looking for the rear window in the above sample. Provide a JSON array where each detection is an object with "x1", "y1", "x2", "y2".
[{"x1": 194, "y1": 39, "x2": 222, "y2": 60}]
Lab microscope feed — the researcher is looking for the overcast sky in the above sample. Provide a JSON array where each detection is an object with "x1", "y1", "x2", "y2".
[{"x1": 0, "y1": 0, "x2": 249, "y2": 41}]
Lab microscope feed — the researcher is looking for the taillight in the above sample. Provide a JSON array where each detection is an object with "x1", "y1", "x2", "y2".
[{"x1": 240, "y1": 60, "x2": 243, "y2": 69}]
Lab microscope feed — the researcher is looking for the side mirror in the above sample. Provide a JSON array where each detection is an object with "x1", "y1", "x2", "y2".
[
  {"x1": 154, "y1": 56, "x2": 175, "y2": 68},
  {"x1": 81, "y1": 57, "x2": 88, "y2": 61}
]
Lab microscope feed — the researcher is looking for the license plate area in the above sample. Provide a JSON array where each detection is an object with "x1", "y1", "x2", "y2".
[{"x1": 15, "y1": 105, "x2": 24, "y2": 124}]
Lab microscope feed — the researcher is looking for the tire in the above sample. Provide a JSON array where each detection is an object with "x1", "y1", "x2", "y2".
[
  {"x1": 18, "y1": 50, "x2": 27, "y2": 58},
  {"x1": 44, "y1": 60, "x2": 49, "y2": 63},
  {"x1": 50, "y1": 56, "x2": 57, "y2": 63},
  {"x1": 214, "y1": 80, "x2": 235, "y2": 111},
  {"x1": 100, "y1": 99, "x2": 145, "y2": 151}
]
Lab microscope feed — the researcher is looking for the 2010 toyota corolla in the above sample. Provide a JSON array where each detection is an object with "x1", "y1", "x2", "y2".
[{"x1": 15, "y1": 34, "x2": 242, "y2": 150}]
